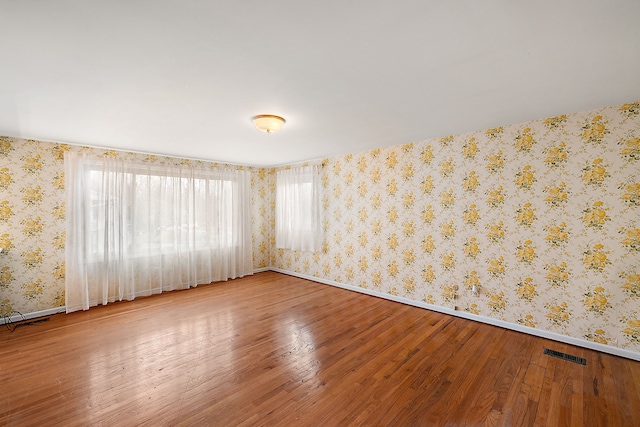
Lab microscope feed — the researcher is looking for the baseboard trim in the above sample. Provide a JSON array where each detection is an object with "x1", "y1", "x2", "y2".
[
  {"x1": 0, "y1": 306, "x2": 66, "y2": 325},
  {"x1": 4, "y1": 271, "x2": 267, "y2": 324},
  {"x1": 269, "y1": 268, "x2": 640, "y2": 362}
]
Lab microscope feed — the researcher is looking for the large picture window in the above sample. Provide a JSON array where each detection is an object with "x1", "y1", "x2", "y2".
[
  {"x1": 65, "y1": 152, "x2": 253, "y2": 313},
  {"x1": 85, "y1": 167, "x2": 236, "y2": 260}
]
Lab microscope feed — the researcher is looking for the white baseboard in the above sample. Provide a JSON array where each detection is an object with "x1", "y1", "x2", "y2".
[
  {"x1": 0, "y1": 306, "x2": 66, "y2": 325},
  {"x1": 269, "y1": 268, "x2": 640, "y2": 362},
  {"x1": 4, "y1": 271, "x2": 268, "y2": 325}
]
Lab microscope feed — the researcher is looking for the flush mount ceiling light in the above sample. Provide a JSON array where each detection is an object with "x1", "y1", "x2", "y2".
[{"x1": 252, "y1": 114, "x2": 286, "y2": 134}]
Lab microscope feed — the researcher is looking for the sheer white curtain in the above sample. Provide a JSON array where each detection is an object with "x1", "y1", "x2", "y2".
[
  {"x1": 64, "y1": 152, "x2": 253, "y2": 313},
  {"x1": 275, "y1": 164, "x2": 323, "y2": 251}
]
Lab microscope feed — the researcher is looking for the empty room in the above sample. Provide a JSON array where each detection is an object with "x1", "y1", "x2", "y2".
[{"x1": 1, "y1": 1, "x2": 639, "y2": 426}]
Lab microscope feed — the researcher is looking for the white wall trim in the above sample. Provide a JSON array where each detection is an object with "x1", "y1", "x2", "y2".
[
  {"x1": 0, "y1": 306, "x2": 66, "y2": 326},
  {"x1": 269, "y1": 267, "x2": 640, "y2": 362}
]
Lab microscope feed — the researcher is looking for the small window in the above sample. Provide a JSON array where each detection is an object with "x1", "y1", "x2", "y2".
[{"x1": 275, "y1": 165, "x2": 323, "y2": 251}]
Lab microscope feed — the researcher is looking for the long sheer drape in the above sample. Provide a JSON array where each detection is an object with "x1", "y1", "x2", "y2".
[
  {"x1": 65, "y1": 152, "x2": 253, "y2": 313},
  {"x1": 275, "y1": 165, "x2": 323, "y2": 251}
]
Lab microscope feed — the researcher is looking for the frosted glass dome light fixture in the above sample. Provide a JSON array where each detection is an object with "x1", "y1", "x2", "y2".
[{"x1": 252, "y1": 114, "x2": 286, "y2": 133}]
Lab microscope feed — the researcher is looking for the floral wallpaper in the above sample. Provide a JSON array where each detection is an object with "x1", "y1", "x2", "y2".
[
  {"x1": 0, "y1": 138, "x2": 67, "y2": 316},
  {"x1": 0, "y1": 138, "x2": 271, "y2": 317},
  {"x1": 271, "y1": 102, "x2": 640, "y2": 354},
  {"x1": 252, "y1": 167, "x2": 272, "y2": 270},
  {"x1": 1, "y1": 101, "x2": 638, "y2": 356}
]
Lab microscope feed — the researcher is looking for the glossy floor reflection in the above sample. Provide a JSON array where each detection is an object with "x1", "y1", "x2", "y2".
[{"x1": 1, "y1": 271, "x2": 639, "y2": 426}]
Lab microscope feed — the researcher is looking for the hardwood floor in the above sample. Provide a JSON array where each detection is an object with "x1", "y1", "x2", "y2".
[{"x1": 1, "y1": 271, "x2": 638, "y2": 426}]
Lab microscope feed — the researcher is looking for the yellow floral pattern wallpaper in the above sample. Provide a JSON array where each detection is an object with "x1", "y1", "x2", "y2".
[
  {"x1": 0, "y1": 138, "x2": 271, "y2": 317},
  {"x1": 1, "y1": 101, "x2": 638, "y2": 356},
  {"x1": 272, "y1": 102, "x2": 640, "y2": 353}
]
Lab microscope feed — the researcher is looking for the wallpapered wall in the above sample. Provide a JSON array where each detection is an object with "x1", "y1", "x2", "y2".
[
  {"x1": 1, "y1": 101, "x2": 638, "y2": 355},
  {"x1": 0, "y1": 139, "x2": 271, "y2": 317},
  {"x1": 272, "y1": 102, "x2": 640, "y2": 353}
]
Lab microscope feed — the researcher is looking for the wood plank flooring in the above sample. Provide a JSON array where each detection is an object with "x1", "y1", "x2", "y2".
[{"x1": 1, "y1": 271, "x2": 638, "y2": 426}]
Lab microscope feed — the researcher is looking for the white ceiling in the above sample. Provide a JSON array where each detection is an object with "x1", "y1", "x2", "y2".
[{"x1": 1, "y1": 1, "x2": 639, "y2": 167}]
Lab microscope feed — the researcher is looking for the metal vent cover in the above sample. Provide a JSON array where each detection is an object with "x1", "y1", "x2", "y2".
[{"x1": 543, "y1": 348, "x2": 586, "y2": 365}]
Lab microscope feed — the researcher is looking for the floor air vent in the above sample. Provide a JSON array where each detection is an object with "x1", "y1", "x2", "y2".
[{"x1": 543, "y1": 348, "x2": 586, "y2": 365}]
